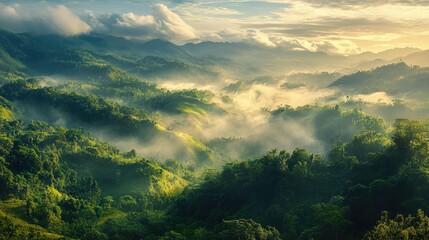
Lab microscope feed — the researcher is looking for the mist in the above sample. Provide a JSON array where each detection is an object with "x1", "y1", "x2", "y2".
[
  {"x1": 24, "y1": 61, "x2": 429, "y2": 166},
  {"x1": 7, "y1": 32, "x2": 428, "y2": 166},
  {"x1": 149, "y1": 59, "x2": 429, "y2": 161},
  {"x1": 153, "y1": 75, "x2": 341, "y2": 160}
]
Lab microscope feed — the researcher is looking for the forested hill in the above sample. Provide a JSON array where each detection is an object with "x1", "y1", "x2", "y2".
[
  {"x1": 172, "y1": 119, "x2": 429, "y2": 239},
  {"x1": 2, "y1": 98, "x2": 429, "y2": 239},
  {"x1": 0, "y1": 100, "x2": 189, "y2": 239},
  {"x1": 330, "y1": 62, "x2": 429, "y2": 98},
  {"x1": 0, "y1": 30, "x2": 220, "y2": 83},
  {"x1": 1, "y1": 28, "x2": 429, "y2": 240},
  {"x1": 0, "y1": 30, "x2": 221, "y2": 165}
]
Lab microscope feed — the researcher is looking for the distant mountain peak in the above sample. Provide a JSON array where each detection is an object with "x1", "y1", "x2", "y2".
[
  {"x1": 140, "y1": 38, "x2": 192, "y2": 59},
  {"x1": 143, "y1": 39, "x2": 176, "y2": 47}
]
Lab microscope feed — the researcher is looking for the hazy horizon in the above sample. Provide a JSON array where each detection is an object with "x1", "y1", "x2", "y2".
[{"x1": 1, "y1": 1, "x2": 429, "y2": 55}]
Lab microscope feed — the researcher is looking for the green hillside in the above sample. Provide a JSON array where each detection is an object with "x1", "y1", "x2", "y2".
[
  {"x1": 0, "y1": 105, "x2": 189, "y2": 238},
  {"x1": 0, "y1": 23, "x2": 429, "y2": 240},
  {"x1": 171, "y1": 119, "x2": 429, "y2": 239},
  {"x1": 0, "y1": 30, "x2": 220, "y2": 166},
  {"x1": 0, "y1": 80, "x2": 216, "y2": 166}
]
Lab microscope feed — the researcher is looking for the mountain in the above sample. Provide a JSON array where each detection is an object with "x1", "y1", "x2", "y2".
[
  {"x1": 402, "y1": 49, "x2": 429, "y2": 67},
  {"x1": 184, "y1": 42, "x2": 424, "y2": 76},
  {"x1": 1, "y1": 28, "x2": 429, "y2": 240},
  {"x1": 329, "y1": 62, "x2": 429, "y2": 95},
  {"x1": 184, "y1": 41, "x2": 349, "y2": 76},
  {"x1": 353, "y1": 47, "x2": 421, "y2": 62},
  {"x1": 33, "y1": 33, "x2": 194, "y2": 61},
  {"x1": 141, "y1": 39, "x2": 193, "y2": 60},
  {"x1": 0, "y1": 80, "x2": 217, "y2": 165},
  {"x1": 339, "y1": 48, "x2": 424, "y2": 73},
  {"x1": 75, "y1": 35, "x2": 194, "y2": 61},
  {"x1": 328, "y1": 62, "x2": 429, "y2": 122},
  {"x1": 376, "y1": 47, "x2": 421, "y2": 60},
  {"x1": 0, "y1": 30, "x2": 223, "y2": 166},
  {"x1": 183, "y1": 41, "x2": 251, "y2": 58}
]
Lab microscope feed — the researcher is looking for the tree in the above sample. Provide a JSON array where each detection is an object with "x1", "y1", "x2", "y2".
[
  {"x1": 329, "y1": 143, "x2": 358, "y2": 170},
  {"x1": 9, "y1": 146, "x2": 42, "y2": 174},
  {"x1": 0, "y1": 133, "x2": 13, "y2": 156},
  {"x1": 309, "y1": 203, "x2": 351, "y2": 240},
  {"x1": 218, "y1": 219, "x2": 280, "y2": 240},
  {"x1": 365, "y1": 210, "x2": 429, "y2": 240},
  {"x1": 159, "y1": 231, "x2": 186, "y2": 240},
  {"x1": 393, "y1": 119, "x2": 429, "y2": 165},
  {"x1": 101, "y1": 196, "x2": 115, "y2": 209},
  {"x1": 0, "y1": 159, "x2": 14, "y2": 196},
  {"x1": 346, "y1": 131, "x2": 391, "y2": 162},
  {"x1": 288, "y1": 148, "x2": 310, "y2": 171},
  {"x1": 119, "y1": 195, "x2": 137, "y2": 211}
]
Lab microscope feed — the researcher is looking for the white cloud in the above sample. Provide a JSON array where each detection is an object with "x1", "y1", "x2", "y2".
[
  {"x1": 85, "y1": 4, "x2": 197, "y2": 43},
  {"x1": 245, "y1": 29, "x2": 276, "y2": 47},
  {"x1": 175, "y1": 5, "x2": 242, "y2": 16},
  {"x1": 152, "y1": 3, "x2": 197, "y2": 40},
  {"x1": 294, "y1": 0, "x2": 429, "y2": 8},
  {"x1": 199, "y1": 29, "x2": 277, "y2": 47},
  {"x1": 269, "y1": 1, "x2": 429, "y2": 41},
  {"x1": 175, "y1": 0, "x2": 429, "y2": 52},
  {"x1": 201, "y1": 28, "x2": 362, "y2": 55},
  {"x1": 312, "y1": 40, "x2": 362, "y2": 55},
  {"x1": 0, "y1": 3, "x2": 196, "y2": 43},
  {"x1": 353, "y1": 92, "x2": 394, "y2": 104},
  {"x1": 0, "y1": 4, "x2": 91, "y2": 36},
  {"x1": 280, "y1": 37, "x2": 360, "y2": 55}
]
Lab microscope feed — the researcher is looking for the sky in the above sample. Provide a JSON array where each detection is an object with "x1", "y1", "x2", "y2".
[{"x1": 0, "y1": 0, "x2": 429, "y2": 54}]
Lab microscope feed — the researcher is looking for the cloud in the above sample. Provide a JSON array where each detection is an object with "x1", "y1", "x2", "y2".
[
  {"x1": 272, "y1": 2, "x2": 429, "y2": 38},
  {"x1": 0, "y1": 3, "x2": 196, "y2": 42},
  {"x1": 353, "y1": 92, "x2": 394, "y2": 104},
  {"x1": 245, "y1": 1, "x2": 429, "y2": 52},
  {"x1": 295, "y1": 0, "x2": 429, "y2": 8},
  {"x1": 245, "y1": 29, "x2": 276, "y2": 47},
  {"x1": 202, "y1": 28, "x2": 361, "y2": 55},
  {"x1": 84, "y1": 3, "x2": 197, "y2": 42},
  {"x1": 311, "y1": 40, "x2": 362, "y2": 55},
  {"x1": 247, "y1": 18, "x2": 408, "y2": 39},
  {"x1": 176, "y1": 5, "x2": 242, "y2": 16},
  {"x1": 198, "y1": 29, "x2": 275, "y2": 47},
  {"x1": 0, "y1": 4, "x2": 91, "y2": 36}
]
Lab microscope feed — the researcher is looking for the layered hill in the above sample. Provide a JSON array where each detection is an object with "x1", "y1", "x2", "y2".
[{"x1": 0, "y1": 30, "x2": 220, "y2": 165}]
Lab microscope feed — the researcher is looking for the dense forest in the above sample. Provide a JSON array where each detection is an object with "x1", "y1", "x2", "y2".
[{"x1": 0, "y1": 27, "x2": 429, "y2": 240}]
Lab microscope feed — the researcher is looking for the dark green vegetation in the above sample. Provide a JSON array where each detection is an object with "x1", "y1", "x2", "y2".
[
  {"x1": 172, "y1": 119, "x2": 429, "y2": 239},
  {"x1": 2, "y1": 101, "x2": 429, "y2": 239},
  {"x1": 1, "y1": 30, "x2": 429, "y2": 239},
  {"x1": 0, "y1": 106, "x2": 188, "y2": 239}
]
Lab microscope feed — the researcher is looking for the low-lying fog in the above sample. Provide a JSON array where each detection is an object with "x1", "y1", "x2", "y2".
[
  {"x1": 31, "y1": 60, "x2": 429, "y2": 164},
  {"x1": 152, "y1": 70, "x2": 420, "y2": 161}
]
